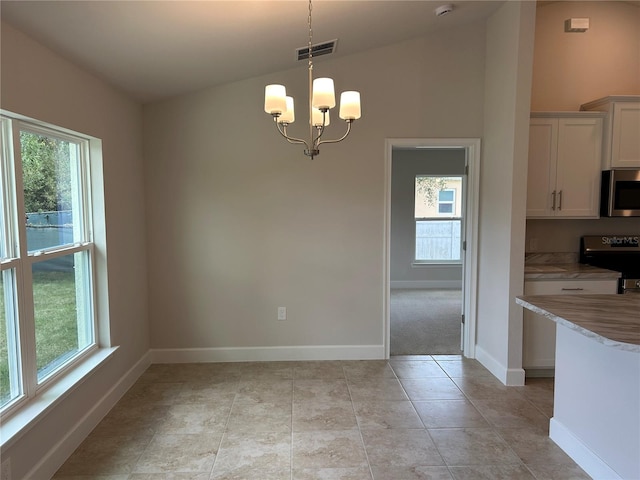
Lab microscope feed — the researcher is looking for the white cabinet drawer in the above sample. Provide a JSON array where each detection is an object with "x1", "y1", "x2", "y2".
[
  {"x1": 522, "y1": 279, "x2": 618, "y2": 374},
  {"x1": 525, "y1": 279, "x2": 618, "y2": 295}
]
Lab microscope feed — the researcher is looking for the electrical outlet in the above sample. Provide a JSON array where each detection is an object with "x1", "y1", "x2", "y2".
[
  {"x1": 1, "y1": 457, "x2": 11, "y2": 480},
  {"x1": 277, "y1": 307, "x2": 286, "y2": 321}
]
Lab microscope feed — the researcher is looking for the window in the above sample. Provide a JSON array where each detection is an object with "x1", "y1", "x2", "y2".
[
  {"x1": 1, "y1": 114, "x2": 97, "y2": 416},
  {"x1": 414, "y1": 176, "x2": 462, "y2": 263},
  {"x1": 437, "y1": 189, "x2": 455, "y2": 215}
]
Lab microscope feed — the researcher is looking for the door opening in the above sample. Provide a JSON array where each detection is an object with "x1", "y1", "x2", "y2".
[{"x1": 384, "y1": 139, "x2": 480, "y2": 359}]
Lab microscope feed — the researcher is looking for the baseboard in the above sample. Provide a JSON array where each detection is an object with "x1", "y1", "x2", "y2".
[
  {"x1": 26, "y1": 351, "x2": 152, "y2": 480},
  {"x1": 391, "y1": 280, "x2": 462, "y2": 289},
  {"x1": 151, "y1": 345, "x2": 386, "y2": 363},
  {"x1": 475, "y1": 345, "x2": 525, "y2": 386},
  {"x1": 550, "y1": 418, "x2": 622, "y2": 480}
]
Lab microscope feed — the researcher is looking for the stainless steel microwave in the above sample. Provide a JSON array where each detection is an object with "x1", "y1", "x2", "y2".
[{"x1": 600, "y1": 169, "x2": 640, "y2": 217}]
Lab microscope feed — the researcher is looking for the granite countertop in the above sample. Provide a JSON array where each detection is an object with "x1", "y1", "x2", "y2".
[
  {"x1": 524, "y1": 263, "x2": 621, "y2": 280},
  {"x1": 516, "y1": 294, "x2": 640, "y2": 351},
  {"x1": 524, "y1": 253, "x2": 620, "y2": 280}
]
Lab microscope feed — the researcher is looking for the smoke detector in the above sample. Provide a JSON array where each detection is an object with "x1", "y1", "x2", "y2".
[{"x1": 434, "y1": 4, "x2": 454, "y2": 17}]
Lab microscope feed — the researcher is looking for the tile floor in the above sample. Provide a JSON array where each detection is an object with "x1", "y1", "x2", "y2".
[{"x1": 53, "y1": 356, "x2": 592, "y2": 479}]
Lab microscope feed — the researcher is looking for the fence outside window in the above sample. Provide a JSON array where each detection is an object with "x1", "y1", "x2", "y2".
[{"x1": 415, "y1": 219, "x2": 461, "y2": 262}]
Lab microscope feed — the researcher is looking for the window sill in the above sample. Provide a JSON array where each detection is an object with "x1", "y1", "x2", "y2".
[
  {"x1": 412, "y1": 262, "x2": 462, "y2": 268},
  {"x1": 1, "y1": 346, "x2": 118, "y2": 450}
]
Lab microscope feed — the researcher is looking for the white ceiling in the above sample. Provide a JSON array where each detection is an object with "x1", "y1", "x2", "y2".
[{"x1": 1, "y1": 0, "x2": 504, "y2": 103}]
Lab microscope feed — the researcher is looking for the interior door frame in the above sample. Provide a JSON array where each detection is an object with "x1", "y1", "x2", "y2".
[{"x1": 384, "y1": 138, "x2": 481, "y2": 358}]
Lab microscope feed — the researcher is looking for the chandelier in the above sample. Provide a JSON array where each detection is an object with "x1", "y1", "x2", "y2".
[{"x1": 264, "y1": 0, "x2": 361, "y2": 159}]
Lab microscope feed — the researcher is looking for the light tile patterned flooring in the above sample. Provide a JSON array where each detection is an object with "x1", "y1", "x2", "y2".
[{"x1": 53, "y1": 356, "x2": 591, "y2": 479}]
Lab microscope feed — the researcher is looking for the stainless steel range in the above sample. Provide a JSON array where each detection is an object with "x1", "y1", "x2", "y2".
[{"x1": 580, "y1": 235, "x2": 640, "y2": 294}]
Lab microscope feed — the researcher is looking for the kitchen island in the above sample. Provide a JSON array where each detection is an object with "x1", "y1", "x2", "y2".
[{"x1": 516, "y1": 294, "x2": 639, "y2": 480}]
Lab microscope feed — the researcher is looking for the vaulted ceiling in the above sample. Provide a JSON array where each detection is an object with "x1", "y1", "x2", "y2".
[{"x1": 1, "y1": 1, "x2": 503, "y2": 103}]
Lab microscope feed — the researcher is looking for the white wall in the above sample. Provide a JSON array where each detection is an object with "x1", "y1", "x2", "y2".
[
  {"x1": 476, "y1": 1, "x2": 536, "y2": 385},
  {"x1": 531, "y1": 1, "x2": 640, "y2": 111},
  {"x1": 527, "y1": 1, "x2": 640, "y2": 253},
  {"x1": 390, "y1": 148, "x2": 466, "y2": 288},
  {"x1": 143, "y1": 24, "x2": 487, "y2": 361},
  {"x1": 1, "y1": 21, "x2": 149, "y2": 479}
]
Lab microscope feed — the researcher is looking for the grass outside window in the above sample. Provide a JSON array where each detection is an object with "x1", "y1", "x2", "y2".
[{"x1": 1, "y1": 269, "x2": 78, "y2": 403}]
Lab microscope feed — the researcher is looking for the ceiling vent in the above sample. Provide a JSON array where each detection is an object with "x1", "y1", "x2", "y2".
[
  {"x1": 296, "y1": 39, "x2": 338, "y2": 61},
  {"x1": 434, "y1": 4, "x2": 454, "y2": 16}
]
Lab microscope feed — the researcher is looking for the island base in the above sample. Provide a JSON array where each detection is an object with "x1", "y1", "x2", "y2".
[{"x1": 551, "y1": 323, "x2": 640, "y2": 480}]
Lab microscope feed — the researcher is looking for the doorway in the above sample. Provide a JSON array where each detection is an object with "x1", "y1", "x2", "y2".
[
  {"x1": 391, "y1": 162, "x2": 465, "y2": 355},
  {"x1": 384, "y1": 138, "x2": 480, "y2": 358}
]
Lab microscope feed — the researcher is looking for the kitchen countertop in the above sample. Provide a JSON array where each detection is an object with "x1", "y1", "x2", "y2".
[
  {"x1": 524, "y1": 263, "x2": 621, "y2": 280},
  {"x1": 516, "y1": 294, "x2": 640, "y2": 351}
]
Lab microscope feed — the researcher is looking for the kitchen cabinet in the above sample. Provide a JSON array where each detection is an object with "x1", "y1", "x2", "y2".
[
  {"x1": 527, "y1": 113, "x2": 604, "y2": 218},
  {"x1": 581, "y1": 95, "x2": 640, "y2": 169},
  {"x1": 522, "y1": 278, "x2": 618, "y2": 375}
]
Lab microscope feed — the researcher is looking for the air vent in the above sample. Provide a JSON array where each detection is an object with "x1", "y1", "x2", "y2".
[{"x1": 296, "y1": 39, "x2": 338, "y2": 61}]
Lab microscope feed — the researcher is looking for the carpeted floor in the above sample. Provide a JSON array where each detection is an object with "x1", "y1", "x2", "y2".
[{"x1": 390, "y1": 289, "x2": 462, "y2": 355}]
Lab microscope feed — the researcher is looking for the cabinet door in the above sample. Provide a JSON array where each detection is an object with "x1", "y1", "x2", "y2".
[
  {"x1": 522, "y1": 279, "x2": 618, "y2": 371},
  {"x1": 527, "y1": 119, "x2": 557, "y2": 217},
  {"x1": 555, "y1": 118, "x2": 602, "y2": 218},
  {"x1": 611, "y1": 102, "x2": 640, "y2": 168}
]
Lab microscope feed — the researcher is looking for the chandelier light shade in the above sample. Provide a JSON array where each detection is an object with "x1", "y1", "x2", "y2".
[
  {"x1": 264, "y1": 85, "x2": 287, "y2": 114},
  {"x1": 312, "y1": 78, "x2": 335, "y2": 110},
  {"x1": 264, "y1": 0, "x2": 361, "y2": 159},
  {"x1": 339, "y1": 91, "x2": 362, "y2": 120}
]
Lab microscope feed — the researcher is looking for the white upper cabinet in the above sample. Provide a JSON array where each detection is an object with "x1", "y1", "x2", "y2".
[
  {"x1": 581, "y1": 96, "x2": 640, "y2": 169},
  {"x1": 527, "y1": 113, "x2": 604, "y2": 218}
]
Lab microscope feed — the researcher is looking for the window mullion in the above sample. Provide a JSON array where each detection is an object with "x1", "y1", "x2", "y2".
[
  {"x1": 1, "y1": 118, "x2": 17, "y2": 259},
  {"x1": 81, "y1": 143, "x2": 94, "y2": 243},
  {"x1": 28, "y1": 242, "x2": 92, "y2": 260},
  {"x1": 11, "y1": 121, "x2": 39, "y2": 402}
]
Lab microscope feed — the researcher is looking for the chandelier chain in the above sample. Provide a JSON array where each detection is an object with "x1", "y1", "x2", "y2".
[
  {"x1": 308, "y1": 0, "x2": 313, "y2": 69},
  {"x1": 307, "y1": 0, "x2": 314, "y2": 152}
]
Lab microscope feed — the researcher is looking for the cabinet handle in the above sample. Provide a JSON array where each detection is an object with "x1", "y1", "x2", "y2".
[
  {"x1": 561, "y1": 287, "x2": 584, "y2": 291},
  {"x1": 551, "y1": 190, "x2": 557, "y2": 211},
  {"x1": 558, "y1": 190, "x2": 563, "y2": 211}
]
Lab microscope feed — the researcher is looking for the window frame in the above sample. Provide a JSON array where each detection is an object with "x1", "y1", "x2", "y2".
[
  {"x1": 1, "y1": 112, "x2": 100, "y2": 419},
  {"x1": 413, "y1": 175, "x2": 463, "y2": 265},
  {"x1": 437, "y1": 188, "x2": 456, "y2": 216}
]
